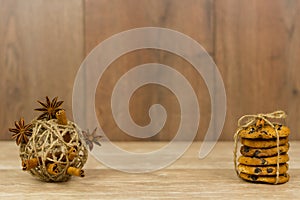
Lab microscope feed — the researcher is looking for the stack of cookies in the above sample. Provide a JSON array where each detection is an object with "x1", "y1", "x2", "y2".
[{"x1": 236, "y1": 119, "x2": 290, "y2": 184}]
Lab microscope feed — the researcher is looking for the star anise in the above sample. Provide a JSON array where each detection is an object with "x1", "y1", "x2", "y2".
[
  {"x1": 82, "y1": 128, "x2": 102, "y2": 151},
  {"x1": 35, "y1": 96, "x2": 64, "y2": 120},
  {"x1": 9, "y1": 118, "x2": 32, "y2": 145}
]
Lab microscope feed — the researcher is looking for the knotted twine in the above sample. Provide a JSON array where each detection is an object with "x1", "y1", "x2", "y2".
[
  {"x1": 19, "y1": 119, "x2": 88, "y2": 182},
  {"x1": 233, "y1": 111, "x2": 287, "y2": 184}
]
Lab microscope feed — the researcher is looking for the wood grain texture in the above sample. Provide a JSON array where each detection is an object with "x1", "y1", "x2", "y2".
[
  {"x1": 214, "y1": 0, "x2": 300, "y2": 140},
  {"x1": 85, "y1": 0, "x2": 300, "y2": 141},
  {"x1": 1, "y1": 0, "x2": 300, "y2": 141},
  {"x1": 0, "y1": 0, "x2": 85, "y2": 140},
  {"x1": 85, "y1": 0, "x2": 214, "y2": 141},
  {"x1": 1, "y1": 141, "x2": 300, "y2": 199}
]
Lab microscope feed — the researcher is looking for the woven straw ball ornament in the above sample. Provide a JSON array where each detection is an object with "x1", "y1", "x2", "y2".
[{"x1": 9, "y1": 97, "x2": 88, "y2": 182}]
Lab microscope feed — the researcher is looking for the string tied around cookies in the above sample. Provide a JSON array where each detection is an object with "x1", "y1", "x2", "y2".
[{"x1": 234, "y1": 110, "x2": 287, "y2": 184}]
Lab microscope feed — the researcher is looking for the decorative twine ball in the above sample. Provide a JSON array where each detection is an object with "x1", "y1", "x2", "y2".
[{"x1": 19, "y1": 116, "x2": 88, "y2": 182}]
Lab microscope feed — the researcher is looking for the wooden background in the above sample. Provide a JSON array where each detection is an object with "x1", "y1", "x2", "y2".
[{"x1": 0, "y1": 0, "x2": 299, "y2": 141}]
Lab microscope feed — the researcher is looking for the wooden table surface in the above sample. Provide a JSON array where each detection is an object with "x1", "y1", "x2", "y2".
[{"x1": 1, "y1": 141, "x2": 300, "y2": 199}]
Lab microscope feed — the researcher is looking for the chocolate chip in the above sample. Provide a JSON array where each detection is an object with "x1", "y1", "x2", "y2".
[
  {"x1": 249, "y1": 127, "x2": 256, "y2": 134},
  {"x1": 267, "y1": 168, "x2": 273, "y2": 173},
  {"x1": 254, "y1": 150, "x2": 261, "y2": 157},
  {"x1": 249, "y1": 175, "x2": 258, "y2": 181},
  {"x1": 243, "y1": 146, "x2": 250, "y2": 153},
  {"x1": 261, "y1": 158, "x2": 267, "y2": 165},
  {"x1": 261, "y1": 131, "x2": 268, "y2": 135},
  {"x1": 257, "y1": 125, "x2": 263, "y2": 129},
  {"x1": 277, "y1": 125, "x2": 282, "y2": 131},
  {"x1": 254, "y1": 168, "x2": 262, "y2": 174}
]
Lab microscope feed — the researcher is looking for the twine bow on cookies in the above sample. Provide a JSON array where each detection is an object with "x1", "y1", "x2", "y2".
[
  {"x1": 233, "y1": 110, "x2": 287, "y2": 185},
  {"x1": 237, "y1": 111, "x2": 287, "y2": 129}
]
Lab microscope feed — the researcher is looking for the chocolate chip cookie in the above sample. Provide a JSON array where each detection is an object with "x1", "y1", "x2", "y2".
[
  {"x1": 239, "y1": 124, "x2": 290, "y2": 139},
  {"x1": 240, "y1": 137, "x2": 288, "y2": 148},
  {"x1": 238, "y1": 154, "x2": 289, "y2": 166},
  {"x1": 240, "y1": 143, "x2": 289, "y2": 157},
  {"x1": 238, "y1": 163, "x2": 288, "y2": 175},
  {"x1": 239, "y1": 172, "x2": 289, "y2": 184}
]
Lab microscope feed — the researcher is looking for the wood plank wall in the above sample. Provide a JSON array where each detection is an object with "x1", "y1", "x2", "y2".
[
  {"x1": 0, "y1": 0, "x2": 299, "y2": 141},
  {"x1": 0, "y1": 0, "x2": 85, "y2": 139},
  {"x1": 85, "y1": 0, "x2": 214, "y2": 141},
  {"x1": 215, "y1": 0, "x2": 300, "y2": 140}
]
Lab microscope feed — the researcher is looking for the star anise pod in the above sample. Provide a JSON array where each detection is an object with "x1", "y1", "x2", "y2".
[
  {"x1": 9, "y1": 118, "x2": 32, "y2": 145},
  {"x1": 35, "y1": 96, "x2": 64, "y2": 120},
  {"x1": 82, "y1": 128, "x2": 102, "y2": 151}
]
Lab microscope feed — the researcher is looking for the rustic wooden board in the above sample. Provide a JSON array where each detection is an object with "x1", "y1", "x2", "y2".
[
  {"x1": 85, "y1": 0, "x2": 214, "y2": 141},
  {"x1": 1, "y1": 141, "x2": 300, "y2": 199},
  {"x1": 85, "y1": 0, "x2": 300, "y2": 141},
  {"x1": 1, "y1": 0, "x2": 300, "y2": 141},
  {"x1": 214, "y1": 0, "x2": 300, "y2": 140},
  {"x1": 0, "y1": 0, "x2": 85, "y2": 139}
]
